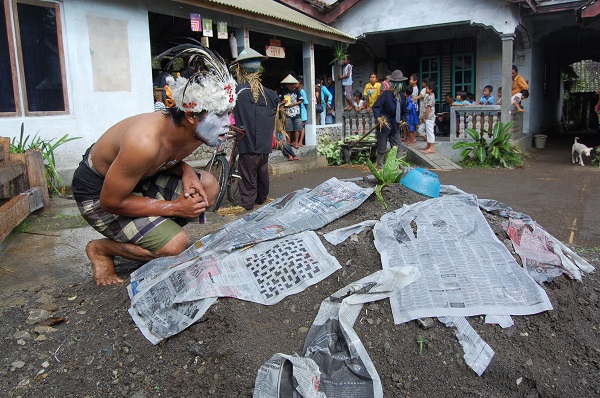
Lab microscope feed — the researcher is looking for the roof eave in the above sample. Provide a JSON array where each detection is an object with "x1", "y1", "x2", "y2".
[{"x1": 173, "y1": 0, "x2": 355, "y2": 43}]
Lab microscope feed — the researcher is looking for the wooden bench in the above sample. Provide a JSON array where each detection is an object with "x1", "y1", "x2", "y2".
[{"x1": 0, "y1": 137, "x2": 50, "y2": 243}]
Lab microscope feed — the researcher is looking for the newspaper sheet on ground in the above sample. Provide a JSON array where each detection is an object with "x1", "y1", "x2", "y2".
[
  {"x1": 477, "y1": 198, "x2": 595, "y2": 283},
  {"x1": 254, "y1": 268, "x2": 421, "y2": 398},
  {"x1": 129, "y1": 178, "x2": 373, "y2": 291},
  {"x1": 253, "y1": 355, "x2": 325, "y2": 398},
  {"x1": 441, "y1": 186, "x2": 594, "y2": 283},
  {"x1": 438, "y1": 316, "x2": 495, "y2": 376},
  {"x1": 373, "y1": 194, "x2": 553, "y2": 324},
  {"x1": 127, "y1": 178, "x2": 374, "y2": 344}
]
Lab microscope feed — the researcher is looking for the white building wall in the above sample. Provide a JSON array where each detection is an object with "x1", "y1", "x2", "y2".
[
  {"x1": 334, "y1": 0, "x2": 521, "y2": 37},
  {"x1": 3, "y1": 0, "x2": 153, "y2": 178}
]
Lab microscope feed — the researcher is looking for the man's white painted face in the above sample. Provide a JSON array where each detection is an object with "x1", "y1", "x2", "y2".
[{"x1": 194, "y1": 112, "x2": 230, "y2": 147}]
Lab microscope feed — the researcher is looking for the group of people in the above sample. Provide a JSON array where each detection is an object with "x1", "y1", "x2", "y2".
[{"x1": 74, "y1": 40, "x2": 532, "y2": 286}]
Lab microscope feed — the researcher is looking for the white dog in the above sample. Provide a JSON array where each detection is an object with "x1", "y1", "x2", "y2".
[{"x1": 572, "y1": 137, "x2": 594, "y2": 166}]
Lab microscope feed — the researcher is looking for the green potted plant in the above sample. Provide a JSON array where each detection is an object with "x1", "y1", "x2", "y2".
[{"x1": 330, "y1": 42, "x2": 349, "y2": 65}]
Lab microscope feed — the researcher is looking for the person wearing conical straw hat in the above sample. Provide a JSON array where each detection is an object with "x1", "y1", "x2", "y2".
[
  {"x1": 71, "y1": 42, "x2": 235, "y2": 286},
  {"x1": 372, "y1": 69, "x2": 407, "y2": 168},
  {"x1": 231, "y1": 47, "x2": 279, "y2": 211},
  {"x1": 279, "y1": 74, "x2": 304, "y2": 150}
]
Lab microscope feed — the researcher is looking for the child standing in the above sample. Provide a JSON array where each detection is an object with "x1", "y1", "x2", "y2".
[
  {"x1": 477, "y1": 85, "x2": 495, "y2": 105},
  {"x1": 339, "y1": 56, "x2": 353, "y2": 111},
  {"x1": 409, "y1": 73, "x2": 420, "y2": 98},
  {"x1": 279, "y1": 74, "x2": 304, "y2": 148},
  {"x1": 363, "y1": 72, "x2": 382, "y2": 112},
  {"x1": 403, "y1": 87, "x2": 419, "y2": 146},
  {"x1": 296, "y1": 82, "x2": 309, "y2": 147},
  {"x1": 419, "y1": 81, "x2": 437, "y2": 154},
  {"x1": 452, "y1": 91, "x2": 471, "y2": 106}
]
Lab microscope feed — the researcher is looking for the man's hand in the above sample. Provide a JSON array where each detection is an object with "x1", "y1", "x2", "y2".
[
  {"x1": 174, "y1": 193, "x2": 208, "y2": 218},
  {"x1": 181, "y1": 166, "x2": 208, "y2": 203}
]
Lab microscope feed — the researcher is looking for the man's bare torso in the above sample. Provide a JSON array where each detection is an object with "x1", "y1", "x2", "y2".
[{"x1": 89, "y1": 112, "x2": 200, "y2": 179}]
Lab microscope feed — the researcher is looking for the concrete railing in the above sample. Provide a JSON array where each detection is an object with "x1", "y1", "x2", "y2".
[
  {"x1": 341, "y1": 111, "x2": 376, "y2": 139},
  {"x1": 449, "y1": 105, "x2": 524, "y2": 141}
]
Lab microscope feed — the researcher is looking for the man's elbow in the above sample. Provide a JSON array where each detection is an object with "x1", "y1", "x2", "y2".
[{"x1": 99, "y1": 198, "x2": 123, "y2": 215}]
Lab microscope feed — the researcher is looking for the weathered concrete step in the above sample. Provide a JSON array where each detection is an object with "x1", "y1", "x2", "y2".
[
  {"x1": 401, "y1": 142, "x2": 462, "y2": 170},
  {"x1": 269, "y1": 154, "x2": 328, "y2": 175}
]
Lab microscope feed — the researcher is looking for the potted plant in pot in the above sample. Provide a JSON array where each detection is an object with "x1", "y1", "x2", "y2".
[{"x1": 330, "y1": 42, "x2": 349, "y2": 65}]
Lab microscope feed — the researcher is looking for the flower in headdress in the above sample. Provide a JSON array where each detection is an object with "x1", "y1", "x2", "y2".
[
  {"x1": 164, "y1": 85, "x2": 175, "y2": 108},
  {"x1": 156, "y1": 42, "x2": 237, "y2": 114}
]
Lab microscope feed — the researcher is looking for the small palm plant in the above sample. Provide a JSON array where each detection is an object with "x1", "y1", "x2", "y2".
[
  {"x1": 367, "y1": 146, "x2": 409, "y2": 209},
  {"x1": 452, "y1": 121, "x2": 523, "y2": 168},
  {"x1": 10, "y1": 123, "x2": 81, "y2": 195},
  {"x1": 329, "y1": 42, "x2": 349, "y2": 65}
]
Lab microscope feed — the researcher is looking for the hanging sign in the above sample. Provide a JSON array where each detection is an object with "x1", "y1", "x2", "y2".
[
  {"x1": 270, "y1": 38, "x2": 281, "y2": 46},
  {"x1": 265, "y1": 45, "x2": 285, "y2": 59},
  {"x1": 202, "y1": 18, "x2": 213, "y2": 37},
  {"x1": 217, "y1": 22, "x2": 228, "y2": 39},
  {"x1": 190, "y1": 13, "x2": 201, "y2": 32}
]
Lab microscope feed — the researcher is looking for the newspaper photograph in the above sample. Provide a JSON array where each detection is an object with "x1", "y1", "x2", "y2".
[
  {"x1": 254, "y1": 268, "x2": 420, "y2": 398},
  {"x1": 373, "y1": 194, "x2": 553, "y2": 324},
  {"x1": 253, "y1": 354, "x2": 325, "y2": 398},
  {"x1": 473, "y1": 198, "x2": 594, "y2": 283}
]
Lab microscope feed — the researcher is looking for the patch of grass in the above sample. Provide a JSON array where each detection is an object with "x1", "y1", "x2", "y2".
[
  {"x1": 574, "y1": 246, "x2": 600, "y2": 254},
  {"x1": 13, "y1": 218, "x2": 32, "y2": 233}
]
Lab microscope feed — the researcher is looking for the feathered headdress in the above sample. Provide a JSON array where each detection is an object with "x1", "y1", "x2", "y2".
[{"x1": 155, "y1": 41, "x2": 237, "y2": 114}]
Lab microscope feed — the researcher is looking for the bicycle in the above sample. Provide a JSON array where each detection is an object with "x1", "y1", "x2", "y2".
[{"x1": 203, "y1": 125, "x2": 244, "y2": 211}]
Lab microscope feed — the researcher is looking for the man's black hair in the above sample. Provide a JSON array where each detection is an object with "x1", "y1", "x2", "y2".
[
  {"x1": 353, "y1": 90, "x2": 362, "y2": 99},
  {"x1": 404, "y1": 87, "x2": 413, "y2": 95},
  {"x1": 163, "y1": 107, "x2": 206, "y2": 126},
  {"x1": 428, "y1": 81, "x2": 437, "y2": 93},
  {"x1": 484, "y1": 85, "x2": 493, "y2": 92},
  {"x1": 512, "y1": 65, "x2": 518, "y2": 73},
  {"x1": 521, "y1": 89, "x2": 529, "y2": 98},
  {"x1": 411, "y1": 73, "x2": 419, "y2": 82}
]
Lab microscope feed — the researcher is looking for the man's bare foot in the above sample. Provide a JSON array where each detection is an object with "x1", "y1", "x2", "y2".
[
  {"x1": 406, "y1": 142, "x2": 415, "y2": 146},
  {"x1": 422, "y1": 148, "x2": 435, "y2": 154},
  {"x1": 86, "y1": 240, "x2": 125, "y2": 286}
]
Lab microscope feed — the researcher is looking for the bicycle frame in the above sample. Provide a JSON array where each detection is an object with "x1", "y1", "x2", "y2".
[{"x1": 203, "y1": 125, "x2": 245, "y2": 210}]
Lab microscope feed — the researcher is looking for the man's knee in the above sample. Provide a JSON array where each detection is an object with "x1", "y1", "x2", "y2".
[
  {"x1": 154, "y1": 230, "x2": 190, "y2": 257},
  {"x1": 198, "y1": 170, "x2": 219, "y2": 206}
]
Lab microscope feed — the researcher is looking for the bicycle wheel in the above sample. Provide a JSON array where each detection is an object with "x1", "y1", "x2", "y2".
[
  {"x1": 227, "y1": 150, "x2": 241, "y2": 206},
  {"x1": 204, "y1": 154, "x2": 228, "y2": 211}
]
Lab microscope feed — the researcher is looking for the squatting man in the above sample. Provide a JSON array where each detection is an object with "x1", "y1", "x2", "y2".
[{"x1": 71, "y1": 44, "x2": 237, "y2": 286}]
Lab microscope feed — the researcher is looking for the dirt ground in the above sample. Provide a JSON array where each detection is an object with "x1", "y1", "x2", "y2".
[{"x1": 1, "y1": 180, "x2": 599, "y2": 398}]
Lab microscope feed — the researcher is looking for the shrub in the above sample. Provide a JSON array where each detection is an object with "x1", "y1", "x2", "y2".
[
  {"x1": 10, "y1": 123, "x2": 81, "y2": 195},
  {"x1": 452, "y1": 121, "x2": 523, "y2": 168}
]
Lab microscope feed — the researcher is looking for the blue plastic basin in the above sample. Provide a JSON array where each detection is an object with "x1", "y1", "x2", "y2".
[{"x1": 400, "y1": 167, "x2": 440, "y2": 198}]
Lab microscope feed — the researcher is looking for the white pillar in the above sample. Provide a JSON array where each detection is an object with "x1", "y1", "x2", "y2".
[
  {"x1": 303, "y1": 40, "x2": 317, "y2": 146},
  {"x1": 500, "y1": 33, "x2": 515, "y2": 126}
]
